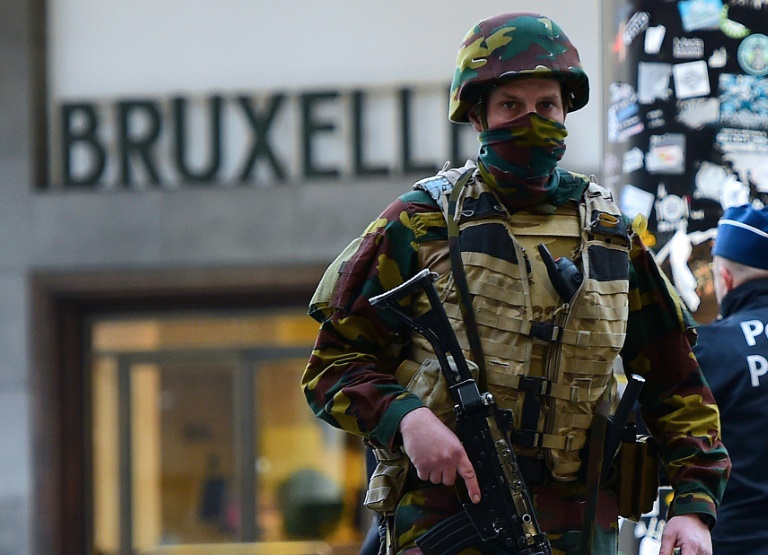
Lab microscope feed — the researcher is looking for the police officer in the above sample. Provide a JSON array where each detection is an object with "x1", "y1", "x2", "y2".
[
  {"x1": 693, "y1": 205, "x2": 768, "y2": 555},
  {"x1": 302, "y1": 12, "x2": 730, "y2": 555}
]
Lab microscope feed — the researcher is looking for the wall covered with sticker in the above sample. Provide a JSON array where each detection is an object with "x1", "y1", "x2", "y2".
[{"x1": 603, "y1": 0, "x2": 768, "y2": 322}]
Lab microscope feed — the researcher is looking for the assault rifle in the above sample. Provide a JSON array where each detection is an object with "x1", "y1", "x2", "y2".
[{"x1": 369, "y1": 269, "x2": 552, "y2": 555}]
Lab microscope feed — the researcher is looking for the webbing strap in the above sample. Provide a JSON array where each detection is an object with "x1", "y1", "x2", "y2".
[
  {"x1": 445, "y1": 169, "x2": 487, "y2": 378},
  {"x1": 506, "y1": 374, "x2": 587, "y2": 402},
  {"x1": 444, "y1": 301, "x2": 625, "y2": 349},
  {"x1": 511, "y1": 428, "x2": 586, "y2": 450},
  {"x1": 520, "y1": 397, "x2": 541, "y2": 444}
]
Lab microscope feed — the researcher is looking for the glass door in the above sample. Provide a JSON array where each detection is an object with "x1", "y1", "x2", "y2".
[{"x1": 89, "y1": 312, "x2": 367, "y2": 555}]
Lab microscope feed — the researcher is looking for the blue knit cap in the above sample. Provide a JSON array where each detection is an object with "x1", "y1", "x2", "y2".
[{"x1": 713, "y1": 204, "x2": 768, "y2": 269}]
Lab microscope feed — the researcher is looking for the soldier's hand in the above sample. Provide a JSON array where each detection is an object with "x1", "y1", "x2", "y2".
[
  {"x1": 659, "y1": 514, "x2": 712, "y2": 555},
  {"x1": 398, "y1": 407, "x2": 481, "y2": 503}
]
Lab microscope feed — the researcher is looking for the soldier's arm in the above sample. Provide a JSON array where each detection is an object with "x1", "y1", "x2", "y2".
[
  {"x1": 302, "y1": 193, "x2": 445, "y2": 450},
  {"x1": 620, "y1": 234, "x2": 731, "y2": 523}
]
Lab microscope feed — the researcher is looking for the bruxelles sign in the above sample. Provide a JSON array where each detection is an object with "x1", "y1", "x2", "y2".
[{"x1": 51, "y1": 85, "x2": 476, "y2": 190}]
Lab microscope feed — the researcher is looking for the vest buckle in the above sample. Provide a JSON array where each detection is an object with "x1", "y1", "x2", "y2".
[
  {"x1": 528, "y1": 321, "x2": 562, "y2": 342},
  {"x1": 518, "y1": 375, "x2": 551, "y2": 396},
  {"x1": 512, "y1": 428, "x2": 543, "y2": 448}
]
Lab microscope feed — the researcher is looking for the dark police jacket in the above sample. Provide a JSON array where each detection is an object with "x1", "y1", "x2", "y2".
[{"x1": 694, "y1": 277, "x2": 768, "y2": 554}]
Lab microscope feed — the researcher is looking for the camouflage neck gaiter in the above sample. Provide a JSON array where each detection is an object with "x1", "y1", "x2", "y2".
[{"x1": 476, "y1": 112, "x2": 568, "y2": 209}]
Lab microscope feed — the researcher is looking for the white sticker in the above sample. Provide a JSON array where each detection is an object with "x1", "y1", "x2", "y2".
[
  {"x1": 729, "y1": 0, "x2": 768, "y2": 7},
  {"x1": 623, "y1": 148, "x2": 645, "y2": 173},
  {"x1": 748, "y1": 162, "x2": 768, "y2": 193},
  {"x1": 721, "y1": 174, "x2": 750, "y2": 209},
  {"x1": 672, "y1": 60, "x2": 711, "y2": 99},
  {"x1": 719, "y1": 73, "x2": 768, "y2": 129},
  {"x1": 619, "y1": 184, "x2": 656, "y2": 220},
  {"x1": 708, "y1": 47, "x2": 728, "y2": 69},
  {"x1": 638, "y1": 63, "x2": 673, "y2": 104},
  {"x1": 607, "y1": 83, "x2": 644, "y2": 143},
  {"x1": 738, "y1": 33, "x2": 768, "y2": 77},
  {"x1": 655, "y1": 183, "x2": 690, "y2": 233},
  {"x1": 678, "y1": 0, "x2": 724, "y2": 32},
  {"x1": 676, "y1": 98, "x2": 720, "y2": 129},
  {"x1": 646, "y1": 134, "x2": 686, "y2": 175},
  {"x1": 644, "y1": 25, "x2": 666, "y2": 55},
  {"x1": 623, "y1": 12, "x2": 651, "y2": 45},
  {"x1": 673, "y1": 37, "x2": 705, "y2": 59},
  {"x1": 693, "y1": 161, "x2": 728, "y2": 201},
  {"x1": 647, "y1": 109, "x2": 666, "y2": 129}
]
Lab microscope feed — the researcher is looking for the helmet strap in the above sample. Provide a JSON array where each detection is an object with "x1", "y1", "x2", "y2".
[
  {"x1": 561, "y1": 84, "x2": 574, "y2": 113},
  {"x1": 469, "y1": 102, "x2": 489, "y2": 130}
]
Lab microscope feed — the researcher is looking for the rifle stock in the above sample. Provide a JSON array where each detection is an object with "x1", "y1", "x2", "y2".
[{"x1": 370, "y1": 269, "x2": 552, "y2": 555}]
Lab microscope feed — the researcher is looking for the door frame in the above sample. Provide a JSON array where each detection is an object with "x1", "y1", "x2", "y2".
[{"x1": 29, "y1": 264, "x2": 326, "y2": 555}]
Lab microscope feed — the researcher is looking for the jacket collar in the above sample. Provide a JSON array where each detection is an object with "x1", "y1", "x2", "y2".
[{"x1": 719, "y1": 277, "x2": 768, "y2": 319}]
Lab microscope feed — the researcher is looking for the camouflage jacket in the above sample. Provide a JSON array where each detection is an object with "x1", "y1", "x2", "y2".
[{"x1": 302, "y1": 167, "x2": 730, "y2": 522}]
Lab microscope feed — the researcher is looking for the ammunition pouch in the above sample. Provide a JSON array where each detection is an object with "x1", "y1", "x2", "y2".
[
  {"x1": 364, "y1": 356, "x2": 480, "y2": 515},
  {"x1": 364, "y1": 448, "x2": 410, "y2": 514},
  {"x1": 616, "y1": 435, "x2": 660, "y2": 521}
]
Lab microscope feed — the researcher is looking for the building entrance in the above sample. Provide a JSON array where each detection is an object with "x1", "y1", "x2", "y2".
[{"x1": 87, "y1": 311, "x2": 367, "y2": 555}]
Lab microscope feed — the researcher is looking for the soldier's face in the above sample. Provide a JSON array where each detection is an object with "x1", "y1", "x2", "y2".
[{"x1": 469, "y1": 78, "x2": 566, "y2": 131}]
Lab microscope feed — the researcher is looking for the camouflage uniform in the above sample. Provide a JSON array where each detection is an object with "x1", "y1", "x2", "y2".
[{"x1": 302, "y1": 13, "x2": 730, "y2": 555}]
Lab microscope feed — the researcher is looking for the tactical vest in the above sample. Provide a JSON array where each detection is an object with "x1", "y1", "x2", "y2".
[{"x1": 398, "y1": 165, "x2": 631, "y2": 481}]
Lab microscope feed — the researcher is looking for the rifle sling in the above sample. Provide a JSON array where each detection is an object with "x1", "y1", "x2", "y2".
[{"x1": 413, "y1": 170, "x2": 491, "y2": 555}]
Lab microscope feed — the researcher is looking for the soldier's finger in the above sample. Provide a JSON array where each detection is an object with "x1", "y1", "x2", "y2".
[{"x1": 457, "y1": 458, "x2": 481, "y2": 503}]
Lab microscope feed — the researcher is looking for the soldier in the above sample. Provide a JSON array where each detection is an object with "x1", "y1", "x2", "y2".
[
  {"x1": 302, "y1": 12, "x2": 730, "y2": 555},
  {"x1": 693, "y1": 205, "x2": 768, "y2": 555}
]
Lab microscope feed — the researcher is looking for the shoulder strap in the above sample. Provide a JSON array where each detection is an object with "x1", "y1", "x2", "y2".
[{"x1": 414, "y1": 174, "x2": 454, "y2": 202}]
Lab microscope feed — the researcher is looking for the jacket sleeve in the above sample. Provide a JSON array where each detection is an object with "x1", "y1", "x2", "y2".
[
  {"x1": 301, "y1": 193, "x2": 441, "y2": 451},
  {"x1": 620, "y1": 234, "x2": 731, "y2": 523}
]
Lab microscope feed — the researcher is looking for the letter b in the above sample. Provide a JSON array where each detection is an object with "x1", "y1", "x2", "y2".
[{"x1": 61, "y1": 103, "x2": 106, "y2": 187}]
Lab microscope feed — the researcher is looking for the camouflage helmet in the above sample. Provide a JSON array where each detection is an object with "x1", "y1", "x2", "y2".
[{"x1": 449, "y1": 13, "x2": 590, "y2": 123}]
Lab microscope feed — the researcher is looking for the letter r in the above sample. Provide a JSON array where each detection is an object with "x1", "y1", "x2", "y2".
[{"x1": 748, "y1": 355, "x2": 768, "y2": 387}]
